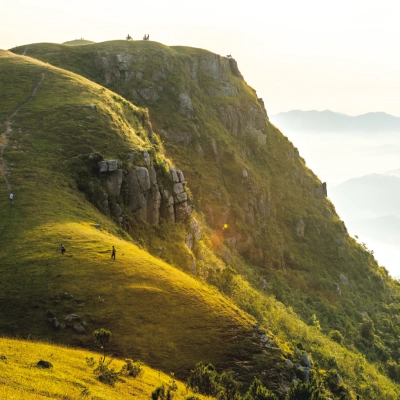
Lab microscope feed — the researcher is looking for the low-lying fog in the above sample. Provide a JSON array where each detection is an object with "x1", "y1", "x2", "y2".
[{"x1": 270, "y1": 116, "x2": 400, "y2": 278}]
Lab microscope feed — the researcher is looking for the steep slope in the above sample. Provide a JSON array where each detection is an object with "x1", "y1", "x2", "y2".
[
  {"x1": 5, "y1": 43, "x2": 400, "y2": 398},
  {"x1": 14, "y1": 40, "x2": 400, "y2": 347},
  {"x1": 0, "y1": 50, "x2": 264, "y2": 381}
]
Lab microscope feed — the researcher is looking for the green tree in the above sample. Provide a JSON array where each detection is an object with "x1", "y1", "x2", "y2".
[{"x1": 93, "y1": 328, "x2": 112, "y2": 362}]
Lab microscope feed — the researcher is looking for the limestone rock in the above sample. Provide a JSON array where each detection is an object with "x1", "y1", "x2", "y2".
[
  {"x1": 136, "y1": 167, "x2": 151, "y2": 191},
  {"x1": 218, "y1": 104, "x2": 267, "y2": 143},
  {"x1": 149, "y1": 166, "x2": 157, "y2": 184},
  {"x1": 143, "y1": 151, "x2": 150, "y2": 166},
  {"x1": 197, "y1": 144, "x2": 205, "y2": 157},
  {"x1": 301, "y1": 353, "x2": 312, "y2": 368},
  {"x1": 191, "y1": 220, "x2": 202, "y2": 239},
  {"x1": 178, "y1": 93, "x2": 194, "y2": 118},
  {"x1": 170, "y1": 168, "x2": 180, "y2": 183},
  {"x1": 106, "y1": 169, "x2": 123, "y2": 197},
  {"x1": 200, "y1": 54, "x2": 229, "y2": 81},
  {"x1": 339, "y1": 274, "x2": 350, "y2": 286},
  {"x1": 98, "y1": 161, "x2": 108, "y2": 173},
  {"x1": 185, "y1": 233, "x2": 193, "y2": 250},
  {"x1": 334, "y1": 283, "x2": 342, "y2": 297},
  {"x1": 315, "y1": 182, "x2": 327, "y2": 198},
  {"x1": 139, "y1": 87, "x2": 159, "y2": 101},
  {"x1": 74, "y1": 323, "x2": 86, "y2": 334},
  {"x1": 146, "y1": 184, "x2": 161, "y2": 224},
  {"x1": 361, "y1": 311, "x2": 369, "y2": 318},
  {"x1": 107, "y1": 160, "x2": 119, "y2": 172},
  {"x1": 176, "y1": 170, "x2": 185, "y2": 183},
  {"x1": 173, "y1": 182, "x2": 184, "y2": 195},
  {"x1": 64, "y1": 314, "x2": 80, "y2": 323},
  {"x1": 114, "y1": 203, "x2": 123, "y2": 217},
  {"x1": 296, "y1": 219, "x2": 306, "y2": 237}
]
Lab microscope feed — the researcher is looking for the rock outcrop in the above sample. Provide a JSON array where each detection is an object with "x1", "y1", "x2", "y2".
[{"x1": 98, "y1": 154, "x2": 192, "y2": 225}]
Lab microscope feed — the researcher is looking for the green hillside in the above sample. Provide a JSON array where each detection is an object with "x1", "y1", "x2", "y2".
[{"x1": 3, "y1": 42, "x2": 400, "y2": 398}]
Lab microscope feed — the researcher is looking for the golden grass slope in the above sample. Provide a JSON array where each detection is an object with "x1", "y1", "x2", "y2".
[
  {"x1": 0, "y1": 337, "x2": 212, "y2": 399},
  {"x1": 0, "y1": 50, "x2": 254, "y2": 378}
]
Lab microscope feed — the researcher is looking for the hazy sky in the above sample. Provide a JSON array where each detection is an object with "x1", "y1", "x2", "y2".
[{"x1": 2, "y1": 0, "x2": 400, "y2": 116}]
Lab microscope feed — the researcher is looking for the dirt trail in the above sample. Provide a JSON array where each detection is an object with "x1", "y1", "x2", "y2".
[{"x1": 0, "y1": 73, "x2": 45, "y2": 191}]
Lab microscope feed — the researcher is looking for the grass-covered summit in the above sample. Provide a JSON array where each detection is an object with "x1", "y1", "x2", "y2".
[{"x1": 3, "y1": 42, "x2": 400, "y2": 398}]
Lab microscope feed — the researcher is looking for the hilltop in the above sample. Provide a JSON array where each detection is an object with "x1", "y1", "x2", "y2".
[{"x1": 3, "y1": 42, "x2": 400, "y2": 398}]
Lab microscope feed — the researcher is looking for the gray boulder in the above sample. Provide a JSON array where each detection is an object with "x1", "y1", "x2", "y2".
[
  {"x1": 64, "y1": 314, "x2": 80, "y2": 323},
  {"x1": 98, "y1": 161, "x2": 108, "y2": 173},
  {"x1": 301, "y1": 353, "x2": 312, "y2": 368},
  {"x1": 74, "y1": 323, "x2": 86, "y2": 334},
  {"x1": 361, "y1": 311, "x2": 369, "y2": 318},
  {"x1": 178, "y1": 92, "x2": 194, "y2": 117},
  {"x1": 107, "y1": 159, "x2": 119, "y2": 172},
  {"x1": 296, "y1": 219, "x2": 306, "y2": 237},
  {"x1": 340, "y1": 274, "x2": 350, "y2": 286}
]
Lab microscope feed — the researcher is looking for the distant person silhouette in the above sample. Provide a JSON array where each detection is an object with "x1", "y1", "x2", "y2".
[
  {"x1": 60, "y1": 244, "x2": 65, "y2": 255},
  {"x1": 111, "y1": 246, "x2": 116, "y2": 261},
  {"x1": 9, "y1": 192, "x2": 13, "y2": 203}
]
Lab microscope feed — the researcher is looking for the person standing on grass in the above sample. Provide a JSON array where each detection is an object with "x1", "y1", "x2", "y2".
[
  {"x1": 9, "y1": 192, "x2": 13, "y2": 203},
  {"x1": 60, "y1": 244, "x2": 65, "y2": 255},
  {"x1": 111, "y1": 246, "x2": 116, "y2": 261}
]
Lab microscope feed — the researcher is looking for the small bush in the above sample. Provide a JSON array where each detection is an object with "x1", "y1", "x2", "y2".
[
  {"x1": 122, "y1": 358, "x2": 144, "y2": 378},
  {"x1": 152, "y1": 384, "x2": 174, "y2": 400},
  {"x1": 329, "y1": 330, "x2": 344, "y2": 345},
  {"x1": 243, "y1": 377, "x2": 278, "y2": 400},
  {"x1": 94, "y1": 358, "x2": 121, "y2": 387}
]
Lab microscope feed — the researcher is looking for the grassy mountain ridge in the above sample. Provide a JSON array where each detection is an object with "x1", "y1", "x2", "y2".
[
  {"x1": 0, "y1": 50, "x2": 262, "y2": 379},
  {"x1": 3, "y1": 44, "x2": 400, "y2": 398}
]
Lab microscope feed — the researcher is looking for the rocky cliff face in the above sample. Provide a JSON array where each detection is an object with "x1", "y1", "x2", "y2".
[
  {"x1": 98, "y1": 153, "x2": 192, "y2": 225},
  {"x1": 92, "y1": 48, "x2": 268, "y2": 145}
]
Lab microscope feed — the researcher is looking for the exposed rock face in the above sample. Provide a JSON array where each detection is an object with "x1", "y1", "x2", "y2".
[
  {"x1": 98, "y1": 154, "x2": 192, "y2": 225},
  {"x1": 93, "y1": 50, "x2": 268, "y2": 146},
  {"x1": 296, "y1": 219, "x2": 306, "y2": 237},
  {"x1": 106, "y1": 169, "x2": 123, "y2": 197},
  {"x1": 340, "y1": 274, "x2": 350, "y2": 286},
  {"x1": 178, "y1": 92, "x2": 194, "y2": 118},
  {"x1": 218, "y1": 104, "x2": 267, "y2": 144},
  {"x1": 315, "y1": 182, "x2": 327, "y2": 198}
]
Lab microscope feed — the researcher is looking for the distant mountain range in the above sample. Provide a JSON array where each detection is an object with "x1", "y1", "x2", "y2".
[
  {"x1": 330, "y1": 173, "x2": 400, "y2": 221},
  {"x1": 271, "y1": 110, "x2": 400, "y2": 133}
]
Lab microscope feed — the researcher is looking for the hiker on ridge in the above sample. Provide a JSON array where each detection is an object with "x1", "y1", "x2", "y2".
[
  {"x1": 111, "y1": 246, "x2": 116, "y2": 261},
  {"x1": 60, "y1": 244, "x2": 65, "y2": 255}
]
